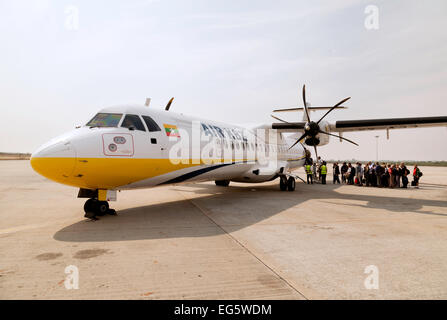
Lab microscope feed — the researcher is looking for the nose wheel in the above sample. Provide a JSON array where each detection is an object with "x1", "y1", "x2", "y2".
[{"x1": 84, "y1": 198, "x2": 116, "y2": 220}]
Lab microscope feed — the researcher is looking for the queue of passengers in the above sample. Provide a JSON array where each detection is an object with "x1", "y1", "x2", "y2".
[{"x1": 332, "y1": 162, "x2": 423, "y2": 188}]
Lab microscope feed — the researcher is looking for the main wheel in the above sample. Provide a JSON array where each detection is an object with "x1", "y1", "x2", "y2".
[
  {"x1": 215, "y1": 180, "x2": 230, "y2": 187},
  {"x1": 279, "y1": 177, "x2": 287, "y2": 191},
  {"x1": 95, "y1": 201, "x2": 109, "y2": 216},
  {"x1": 84, "y1": 198, "x2": 99, "y2": 219},
  {"x1": 84, "y1": 198, "x2": 96, "y2": 214},
  {"x1": 287, "y1": 177, "x2": 296, "y2": 191}
]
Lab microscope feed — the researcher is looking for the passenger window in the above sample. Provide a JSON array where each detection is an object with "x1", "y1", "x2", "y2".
[
  {"x1": 201, "y1": 123, "x2": 213, "y2": 136},
  {"x1": 142, "y1": 116, "x2": 161, "y2": 132},
  {"x1": 121, "y1": 114, "x2": 146, "y2": 131},
  {"x1": 225, "y1": 128, "x2": 235, "y2": 140}
]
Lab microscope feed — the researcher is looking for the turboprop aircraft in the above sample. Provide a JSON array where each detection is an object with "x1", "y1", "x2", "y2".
[{"x1": 30, "y1": 85, "x2": 447, "y2": 219}]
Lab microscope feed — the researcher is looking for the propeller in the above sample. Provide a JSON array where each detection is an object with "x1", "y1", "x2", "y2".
[
  {"x1": 271, "y1": 114, "x2": 312, "y2": 154},
  {"x1": 288, "y1": 85, "x2": 358, "y2": 158},
  {"x1": 271, "y1": 110, "x2": 311, "y2": 155},
  {"x1": 165, "y1": 97, "x2": 174, "y2": 111}
]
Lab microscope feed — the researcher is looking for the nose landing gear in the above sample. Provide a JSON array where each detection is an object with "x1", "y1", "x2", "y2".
[{"x1": 83, "y1": 198, "x2": 116, "y2": 220}]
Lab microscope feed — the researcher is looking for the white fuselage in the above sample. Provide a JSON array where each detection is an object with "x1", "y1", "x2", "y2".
[{"x1": 30, "y1": 105, "x2": 307, "y2": 192}]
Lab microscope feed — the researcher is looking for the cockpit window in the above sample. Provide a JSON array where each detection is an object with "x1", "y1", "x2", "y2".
[
  {"x1": 86, "y1": 113, "x2": 122, "y2": 127},
  {"x1": 142, "y1": 116, "x2": 161, "y2": 132},
  {"x1": 121, "y1": 114, "x2": 146, "y2": 131}
]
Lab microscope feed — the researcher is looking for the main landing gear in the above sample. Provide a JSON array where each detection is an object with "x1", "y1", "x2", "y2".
[
  {"x1": 280, "y1": 176, "x2": 296, "y2": 192},
  {"x1": 83, "y1": 198, "x2": 116, "y2": 220},
  {"x1": 215, "y1": 180, "x2": 230, "y2": 187}
]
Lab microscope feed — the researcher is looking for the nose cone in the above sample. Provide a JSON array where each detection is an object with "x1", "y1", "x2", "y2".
[{"x1": 30, "y1": 140, "x2": 77, "y2": 183}]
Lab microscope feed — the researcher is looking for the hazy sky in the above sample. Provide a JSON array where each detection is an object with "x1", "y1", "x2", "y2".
[{"x1": 1, "y1": 0, "x2": 446, "y2": 160}]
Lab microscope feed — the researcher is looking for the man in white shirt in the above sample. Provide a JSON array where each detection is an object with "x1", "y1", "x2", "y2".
[{"x1": 356, "y1": 162, "x2": 364, "y2": 186}]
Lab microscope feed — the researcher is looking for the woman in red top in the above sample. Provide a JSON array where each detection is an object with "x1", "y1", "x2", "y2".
[
  {"x1": 389, "y1": 165, "x2": 395, "y2": 188},
  {"x1": 413, "y1": 165, "x2": 422, "y2": 188}
]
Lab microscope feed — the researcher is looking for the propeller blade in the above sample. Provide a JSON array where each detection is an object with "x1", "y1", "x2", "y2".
[
  {"x1": 288, "y1": 132, "x2": 308, "y2": 150},
  {"x1": 319, "y1": 130, "x2": 359, "y2": 146},
  {"x1": 165, "y1": 97, "x2": 174, "y2": 111},
  {"x1": 288, "y1": 139, "x2": 301, "y2": 151},
  {"x1": 271, "y1": 115, "x2": 290, "y2": 123},
  {"x1": 302, "y1": 85, "x2": 311, "y2": 122},
  {"x1": 316, "y1": 97, "x2": 351, "y2": 125},
  {"x1": 272, "y1": 107, "x2": 303, "y2": 113}
]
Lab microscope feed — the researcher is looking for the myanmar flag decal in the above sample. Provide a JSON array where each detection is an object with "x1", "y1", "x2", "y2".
[{"x1": 163, "y1": 124, "x2": 180, "y2": 138}]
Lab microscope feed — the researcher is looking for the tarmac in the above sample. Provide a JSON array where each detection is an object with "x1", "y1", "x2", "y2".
[{"x1": 0, "y1": 160, "x2": 446, "y2": 299}]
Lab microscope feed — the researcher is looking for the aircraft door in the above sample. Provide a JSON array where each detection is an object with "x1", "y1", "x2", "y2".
[{"x1": 141, "y1": 115, "x2": 168, "y2": 159}]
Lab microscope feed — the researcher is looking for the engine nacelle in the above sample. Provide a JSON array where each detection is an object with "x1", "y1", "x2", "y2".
[{"x1": 303, "y1": 120, "x2": 330, "y2": 147}]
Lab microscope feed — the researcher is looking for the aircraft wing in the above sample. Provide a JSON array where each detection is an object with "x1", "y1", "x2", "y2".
[
  {"x1": 329, "y1": 116, "x2": 447, "y2": 133},
  {"x1": 270, "y1": 116, "x2": 447, "y2": 133}
]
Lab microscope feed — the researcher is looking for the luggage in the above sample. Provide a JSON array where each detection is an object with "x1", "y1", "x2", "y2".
[{"x1": 411, "y1": 181, "x2": 416, "y2": 186}]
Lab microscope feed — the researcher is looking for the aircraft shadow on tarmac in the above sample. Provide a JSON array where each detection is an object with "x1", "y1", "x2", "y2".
[{"x1": 53, "y1": 182, "x2": 447, "y2": 243}]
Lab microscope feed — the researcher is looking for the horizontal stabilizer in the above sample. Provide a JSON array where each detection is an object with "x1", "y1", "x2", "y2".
[{"x1": 273, "y1": 106, "x2": 347, "y2": 113}]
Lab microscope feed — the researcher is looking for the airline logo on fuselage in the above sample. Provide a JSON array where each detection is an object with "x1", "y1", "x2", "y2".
[{"x1": 163, "y1": 124, "x2": 180, "y2": 138}]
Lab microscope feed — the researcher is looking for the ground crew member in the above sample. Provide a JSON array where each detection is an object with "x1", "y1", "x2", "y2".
[
  {"x1": 320, "y1": 161, "x2": 327, "y2": 185},
  {"x1": 305, "y1": 163, "x2": 313, "y2": 184}
]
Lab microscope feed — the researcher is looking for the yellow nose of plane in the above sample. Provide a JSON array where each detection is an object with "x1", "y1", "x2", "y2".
[{"x1": 30, "y1": 141, "x2": 77, "y2": 184}]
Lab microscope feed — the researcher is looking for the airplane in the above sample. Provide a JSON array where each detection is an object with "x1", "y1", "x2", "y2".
[{"x1": 30, "y1": 85, "x2": 447, "y2": 219}]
